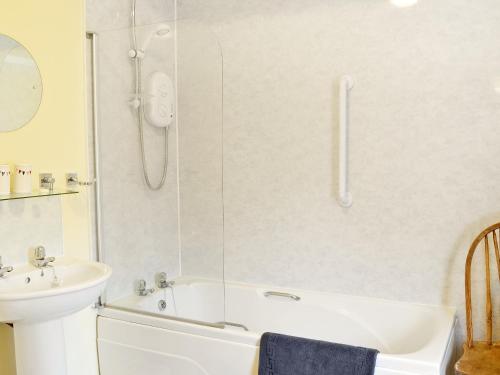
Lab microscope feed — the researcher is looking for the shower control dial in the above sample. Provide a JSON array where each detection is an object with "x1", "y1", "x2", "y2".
[{"x1": 128, "y1": 49, "x2": 144, "y2": 59}]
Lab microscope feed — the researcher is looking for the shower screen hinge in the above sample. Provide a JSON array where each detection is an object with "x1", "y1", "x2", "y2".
[{"x1": 94, "y1": 296, "x2": 104, "y2": 309}]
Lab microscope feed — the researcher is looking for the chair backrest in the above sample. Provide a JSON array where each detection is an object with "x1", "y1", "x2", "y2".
[{"x1": 465, "y1": 223, "x2": 500, "y2": 348}]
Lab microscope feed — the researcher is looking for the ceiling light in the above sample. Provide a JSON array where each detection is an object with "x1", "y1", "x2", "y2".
[{"x1": 391, "y1": 0, "x2": 419, "y2": 7}]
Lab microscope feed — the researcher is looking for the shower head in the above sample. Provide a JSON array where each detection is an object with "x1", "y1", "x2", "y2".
[{"x1": 141, "y1": 24, "x2": 171, "y2": 52}]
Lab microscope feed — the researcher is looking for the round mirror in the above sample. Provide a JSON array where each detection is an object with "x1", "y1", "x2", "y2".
[{"x1": 0, "y1": 34, "x2": 43, "y2": 132}]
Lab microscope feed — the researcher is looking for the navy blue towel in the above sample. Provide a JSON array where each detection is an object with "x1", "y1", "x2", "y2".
[{"x1": 258, "y1": 332, "x2": 379, "y2": 375}]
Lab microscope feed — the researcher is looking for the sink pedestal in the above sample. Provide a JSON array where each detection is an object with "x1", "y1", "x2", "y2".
[
  {"x1": 14, "y1": 319, "x2": 67, "y2": 375},
  {"x1": 0, "y1": 258, "x2": 111, "y2": 375}
]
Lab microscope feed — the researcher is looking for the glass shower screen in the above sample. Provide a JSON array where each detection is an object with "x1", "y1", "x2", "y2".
[{"x1": 89, "y1": 17, "x2": 225, "y2": 326}]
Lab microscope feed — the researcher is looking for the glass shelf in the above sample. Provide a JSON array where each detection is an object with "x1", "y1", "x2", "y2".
[{"x1": 0, "y1": 189, "x2": 78, "y2": 202}]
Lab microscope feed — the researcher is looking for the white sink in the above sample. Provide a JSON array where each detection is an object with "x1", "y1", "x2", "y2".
[
  {"x1": 0, "y1": 257, "x2": 111, "y2": 323},
  {"x1": 0, "y1": 257, "x2": 112, "y2": 375}
]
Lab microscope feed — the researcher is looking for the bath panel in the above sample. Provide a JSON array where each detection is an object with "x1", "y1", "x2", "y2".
[{"x1": 98, "y1": 278, "x2": 457, "y2": 375}]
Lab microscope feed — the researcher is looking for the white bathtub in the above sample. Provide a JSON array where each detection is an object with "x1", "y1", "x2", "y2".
[{"x1": 97, "y1": 278, "x2": 457, "y2": 375}]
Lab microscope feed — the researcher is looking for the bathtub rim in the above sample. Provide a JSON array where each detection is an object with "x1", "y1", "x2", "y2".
[
  {"x1": 98, "y1": 304, "x2": 260, "y2": 345},
  {"x1": 108, "y1": 275, "x2": 458, "y2": 319}
]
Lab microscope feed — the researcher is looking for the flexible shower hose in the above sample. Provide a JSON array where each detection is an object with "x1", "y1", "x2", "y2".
[{"x1": 132, "y1": 0, "x2": 169, "y2": 191}]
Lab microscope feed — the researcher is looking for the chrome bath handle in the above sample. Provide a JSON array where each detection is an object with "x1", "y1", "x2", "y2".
[
  {"x1": 264, "y1": 291, "x2": 301, "y2": 301},
  {"x1": 216, "y1": 321, "x2": 249, "y2": 331}
]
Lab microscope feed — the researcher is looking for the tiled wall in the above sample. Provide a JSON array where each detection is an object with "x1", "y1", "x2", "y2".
[
  {"x1": 177, "y1": 0, "x2": 500, "y2": 339},
  {"x1": 87, "y1": 0, "x2": 500, "y2": 340},
  {"x1": 0, "y1": 197, "x2": 63, "y2": 266},
  {"x1": 86, "y1": 0, "x2": 175, "y2": 32}
]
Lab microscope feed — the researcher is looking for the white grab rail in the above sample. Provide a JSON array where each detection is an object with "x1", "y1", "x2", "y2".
[{"x1": 338, "y1": 75, "x2": 354, "y2": 208}]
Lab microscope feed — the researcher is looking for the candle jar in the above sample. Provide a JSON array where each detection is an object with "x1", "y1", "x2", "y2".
[
  {"x1": 14, "y1": 164, "x2": 32, "y2": 194},
  {"x1": 0, "y1": 165, "x2": 10, "y2": 195}
]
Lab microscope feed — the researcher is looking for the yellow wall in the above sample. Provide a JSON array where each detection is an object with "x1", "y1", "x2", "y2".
[
  {"x1": 0, "y1": 325, "x2": 16, "y2": 375},
  {"x1": 0, "y1": 1, "x2": 90, "y2": 374}
]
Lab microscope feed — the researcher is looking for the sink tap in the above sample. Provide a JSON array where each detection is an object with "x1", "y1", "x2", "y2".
[
  {"x1": 32, "y1": 246, "x2": 55, "y2": 268},
  {"x1": 0, "y1": 256, "x2": 13, "y2": 278},
  {"x1": 136, "y1": 279, "x2": 155, "y2": 296}
]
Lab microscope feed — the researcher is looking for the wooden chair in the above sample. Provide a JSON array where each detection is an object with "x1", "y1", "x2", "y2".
[{"x1": 455, "y1": 223, "x2": 500, "y2": 374}]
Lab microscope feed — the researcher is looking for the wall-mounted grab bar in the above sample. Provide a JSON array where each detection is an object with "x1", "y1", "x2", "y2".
[
  {"x1": 264, "y1": 291, "x2": 301, "y2": 301},
  {"x1": 338, "y1": 75, "x2": 354, "y2": 208}
]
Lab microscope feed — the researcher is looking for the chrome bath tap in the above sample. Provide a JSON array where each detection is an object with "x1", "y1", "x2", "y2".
[
  {"x1": 32, "y1": 246, "x2": 55, "y2": 268},
  {"x1": 0, "y1": 256, "x2": 13, "y2": 277},
  {"x1": 155, "y1": 272, "x2": 175, "y2": 289},
  {"x1": 136, "y1": 279, "x2": 155, "y2": 296}
]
